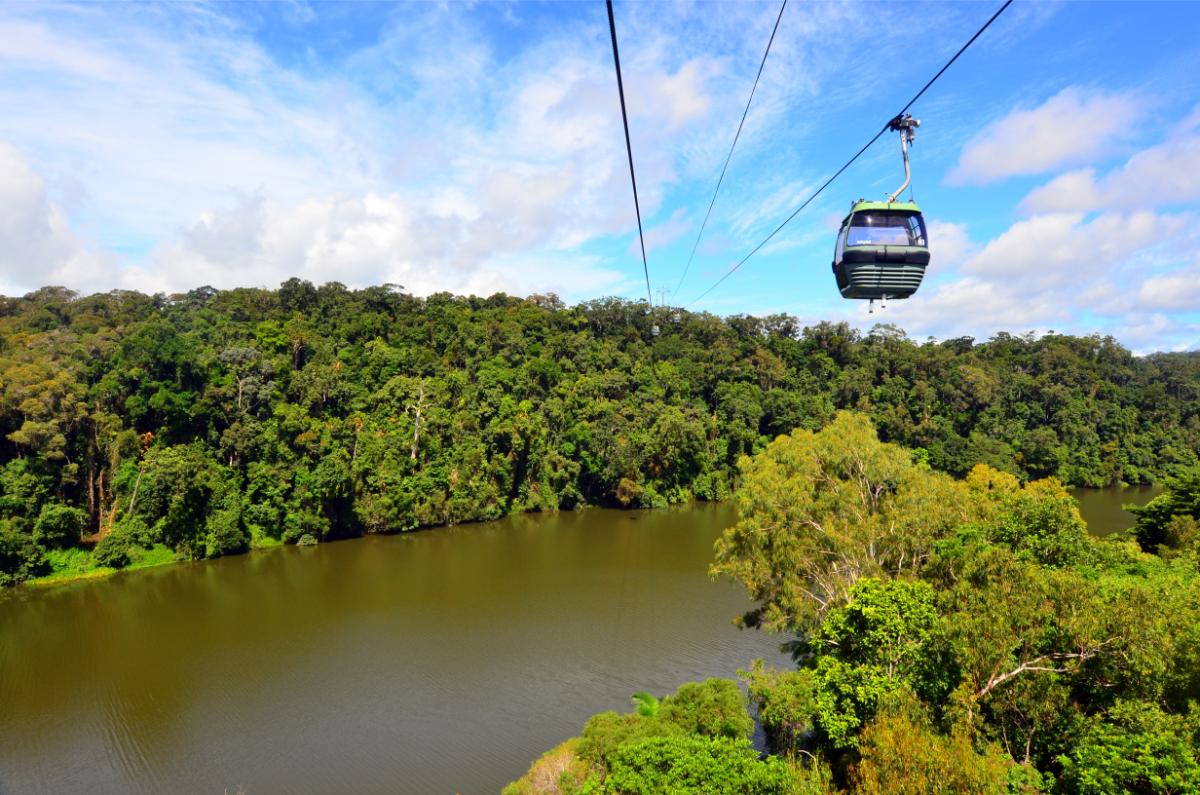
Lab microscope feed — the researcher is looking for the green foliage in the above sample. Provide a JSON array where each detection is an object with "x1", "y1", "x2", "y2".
[
  {"x1": 657, "y1": 678, "x2": 754, "y2": 741},
  {"x1": 711, "y1": 410, "x2": 1200, "y2": 790},
  {"x1": 744, "y1": 662, "x2": 818, "y2": 756},
  {"x1": 42, "y1": 545, "x2": 95, "y2": 578},
  {"x1": 630, "y1": 692, "x2": 659, "y2": 718},
  {"x1": 808, "y1": 579, "x2": 953, "y2": 747},
  {"x1": 2, "y1": 287, "x2": 1198, "y2": 586},
  {"x1": 965, "y1": 468, "x2": 1093, "y2": 567},
  {"x1": 0, "y1": 458, "x2": 50, "y2": 524},
  {"x1": 851, "y1": 696, "x2": 1035, "y2": 795},
  {"x1": 1130, "y1": 466, "x2": 1200, "y2": 553},
  {"x1": 92, "y1": 529, "x2": 132, "y2": 569},
  {"x1": 32, "y1": 502, "x2": 87, "y2": 548},
  {"x1": 602, "y1": 735, "x2": 796, "y2": 795},
  {"x1": 576, "y1": 711, "x2": 683, "y2": 769},
  {"x1": 1058, "y1": 701, "x2": 1200, "y2": 794},
  {"x1": 0, "y1": 520, "x2": 47, "y2": 585},
  {"x1": 712, "y1": 412, "x2": 976, "y2": 632}
]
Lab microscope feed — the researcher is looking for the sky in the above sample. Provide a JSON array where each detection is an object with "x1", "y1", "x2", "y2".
[{"x1": 1, "y1": 0, "x2": 1198, "y2": 353}]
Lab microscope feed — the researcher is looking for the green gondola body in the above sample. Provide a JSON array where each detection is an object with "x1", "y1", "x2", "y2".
[{"x1": 832, "y1": 200, "x2": 929, "y2": 300}]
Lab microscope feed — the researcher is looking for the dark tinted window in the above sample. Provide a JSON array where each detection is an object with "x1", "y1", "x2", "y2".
[{"x1": 847, "y1": 211, "x2": 926, "y2": 247}]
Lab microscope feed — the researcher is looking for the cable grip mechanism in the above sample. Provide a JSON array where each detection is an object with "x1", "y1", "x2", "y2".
[{"x1": 887, "y1": 114, "x2": 920, "y2": 202}]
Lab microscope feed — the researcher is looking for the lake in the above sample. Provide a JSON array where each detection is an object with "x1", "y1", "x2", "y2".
[{"x1": 0, "y1": 487, "x2": 1162, "y2": 794}]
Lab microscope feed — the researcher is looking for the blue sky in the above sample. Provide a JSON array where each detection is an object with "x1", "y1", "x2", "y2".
[{"x1": 1, "y1": 1, "x2": 1198, "y2": 352}]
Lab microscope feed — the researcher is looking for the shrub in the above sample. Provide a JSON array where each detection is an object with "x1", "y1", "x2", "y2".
[
  {"x1": 603, "y1": 735, "x2": 795, "y2": 795},
  {"x1": 0, "y1": 522, "x2": 48, "y2": 585},
  {"x1": 1058, "y1": 701, "x2": 1200, "y2": 794},
  {"x1": 658, "y1": 678, "x2": 754, "y2": 740},
  {"x1": 33, "y1": 502, "x2": 88, "y2": 548},
  {"x1": 92, "y1": 531, "x2": 132, "y2": 569}
]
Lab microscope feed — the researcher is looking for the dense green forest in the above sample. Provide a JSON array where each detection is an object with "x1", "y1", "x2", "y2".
[
  {"x1": 1, "y1": 281, "x2": 1199, "y2": 585},
  {"x1": 507, "y1": 414, "x2": 1200, "y2": 794}
]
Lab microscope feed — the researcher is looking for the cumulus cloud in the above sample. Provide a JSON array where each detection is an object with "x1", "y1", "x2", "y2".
[
  {"x1": 150, "y1": 185, "x2": 628, "y2": 299},
  {"x1": 859, "y1": 209, "x2": 1196, "y2": 348},
  {"x1": 924, "y1": 220, "x2": 973, "y2": 271},
  {"x1": 1021, "y1": 134, "x2": 1200, "y2": 213},
  {"x1": 0, "y1": 141, "x2": 110, "y2": 294},
  {"x1": 0, "y1": 3, "x2": 724, "y2": 300},
  {"x1": 1137, "y1": 259, "x2": 1200, "y2": 312},
  {"x1": 964, "y1": 211, "x2": 1182, "y2": 284},
  {"x1": 948, "y1": 88, "x2": 1140, "y2": 185}
]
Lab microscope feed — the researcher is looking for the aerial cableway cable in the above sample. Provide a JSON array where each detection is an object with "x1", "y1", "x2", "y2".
[
  {"x1": 684, "y1": 0, "x2": 1014, "y2": 309},
  {"x1": 606, "y1": 0, "x2": 655, "y2": 307},
  {"x1": 672, "y1": 0, "x2": 788, "y2": 299}
]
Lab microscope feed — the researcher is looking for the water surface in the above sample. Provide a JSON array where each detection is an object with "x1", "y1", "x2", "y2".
[
  {"x1": 0, "y1": 504, "x2": 782, "y2": 795},
  {"x1": 1070, "y1": 484, "x2": 1162, "y2": 537}
]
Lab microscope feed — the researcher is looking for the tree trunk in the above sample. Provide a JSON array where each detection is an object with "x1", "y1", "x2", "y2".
[{"x1": 410, "y1": 382, "x2": 426, "y2": 461}]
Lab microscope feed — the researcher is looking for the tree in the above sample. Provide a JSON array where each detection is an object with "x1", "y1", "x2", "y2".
[
  {"x1": 808, "y1": 579, "x2": 953, "y2": 747},
  {"x1": 1130, "y1": 466, "x2": 1200, "y2": 553},
  {"x1": 657, "y1": 678, "x2": 754, "y2": 741},
  {"x1": 851, "y1": 696, "x2": 1035, "y2": 795},
  {"x1": 1058, "y1": 701, "x2": 1200, "y2": 794},
  {"x1": 743, "y1": 662, "x2": 818, "y2": 757},
  {"x1": 712, "y1": 412, "x2": 976, "y2": 632}
]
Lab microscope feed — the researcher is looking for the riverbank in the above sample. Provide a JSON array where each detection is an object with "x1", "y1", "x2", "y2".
[
  {"x1": 25, "y1": 538, "x2": 284, "y2": 590},
  {"x1": 16, "y1": 485, "x2": 1160, "y2": 591}
]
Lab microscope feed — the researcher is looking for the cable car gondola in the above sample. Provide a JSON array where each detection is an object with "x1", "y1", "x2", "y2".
[{"x1": 832, "y1": 115, "x2": 929, "y2": 308}]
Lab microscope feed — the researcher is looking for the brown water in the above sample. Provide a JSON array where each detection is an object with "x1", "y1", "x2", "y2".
[
  {"x1": 1070, "y1": 484, "x2": 1163, "y2": 537},
  {"x1": 0, "y1": 504, "x2": 783, "y2": 795}
]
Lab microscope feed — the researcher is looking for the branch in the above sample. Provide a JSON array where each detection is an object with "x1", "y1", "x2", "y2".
[{"x1": 976, "y1": 639, "x2": 1118, "y2": 699}]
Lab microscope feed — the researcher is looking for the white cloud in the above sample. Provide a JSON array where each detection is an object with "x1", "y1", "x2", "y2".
[
  {"x1": 862, "y1": 210, "x2": 1197, "y2": 348},
  {"x1": 924, "y1": 220, "x2": 973, "y2": 271},
  {"x1": 1137, "y1": 259, "x2": 1200, "y2": 312},
  {"x1": 638, "y1": 58, "x2": 713, "y2": 132},
  {"x1": 0, "y1": 3, "x2": 728, "y2": 300},
  {"x1": 0, "y1": 141, "x2": 110, "y2": 293},
  {"x1": 149, "y1": 184, "x2": 628, "y2": 300},
  {"x1": 1022, "y1": 134, "x2": 1200, "y2": 213},
  {"x1": 632, "y1": 208, "x2": 692, "y2": 256},
  {"x1": 964, "y1": 211, "x2": 1181, "y2": 284},
  {"x1": 1109, "y1": 313, "x2": 1200, "y2": 355},
  {"x1": 948, "y1": 87, "x2": 1140, "y2": 185}
]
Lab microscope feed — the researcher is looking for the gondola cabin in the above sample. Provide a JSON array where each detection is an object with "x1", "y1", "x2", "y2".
[{"x1": 832, "y1": 200, "x2": 929, "y2": 302}]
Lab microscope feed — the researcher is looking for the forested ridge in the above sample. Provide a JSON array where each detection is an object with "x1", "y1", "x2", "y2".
[{"x1": 1, "y1": 280, "x2": 1199, "y2": 585}]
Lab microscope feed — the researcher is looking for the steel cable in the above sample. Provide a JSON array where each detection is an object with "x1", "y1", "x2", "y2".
[{"x1": 684, "y1": 0, "x2": 1014, "y2": 309}]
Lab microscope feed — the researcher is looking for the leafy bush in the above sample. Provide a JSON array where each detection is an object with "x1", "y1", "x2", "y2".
[
  {"x1": 1058, "y1": 701, "x2": 1200, "y2": 794},
  {"x1": 0, "y1": 522, "x2": 48, "y2": 585},
  {"x1": 576, "y1": 711, "x2": 680, "y2": 768},
  {"x1": 603, "y1": 735, "x2": 795, "y2": 795},
  {"x1": 92, "y1": 531, "x2": 133, "y2": 569},
  {"x1": 851, "y1": 697, "x2": 1032, "y2": 795},
  {"x1": 658, "y1": 678, "x2": 754, "y2": 741},
  {"x1": 744, "y1": 662, "x2": 818, "y2": 756},
  {"x1": 33, "y1": 502, "x2": 88, "y2": 548},
  {"x1": 1131, "y1": 467, "x2": 1200, "y2": 553}
]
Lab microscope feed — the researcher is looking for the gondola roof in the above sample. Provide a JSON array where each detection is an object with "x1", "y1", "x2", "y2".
[{"x1": 840, "y1": 199, "x2": 923, "y2": 223}]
